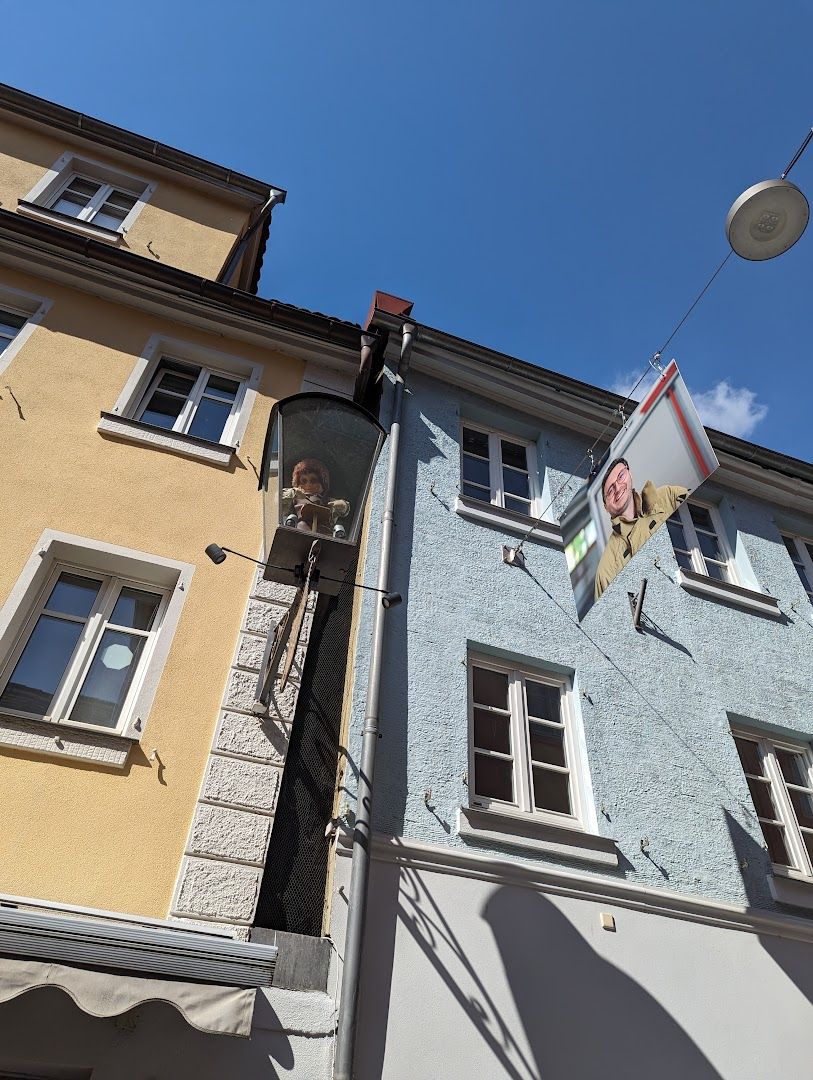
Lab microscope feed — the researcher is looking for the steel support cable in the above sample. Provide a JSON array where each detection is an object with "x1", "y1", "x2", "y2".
[{"x1": 512, "y1": 248, "x2": 734, "y2": 559}]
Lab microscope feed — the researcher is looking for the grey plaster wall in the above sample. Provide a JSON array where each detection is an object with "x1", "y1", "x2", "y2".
[
  {"x1": 346, "y1": 367, "x2": 813, "y2": 913},
  {"x1": 332, "y1": 851, "x2": 813, "y2": 1080}
]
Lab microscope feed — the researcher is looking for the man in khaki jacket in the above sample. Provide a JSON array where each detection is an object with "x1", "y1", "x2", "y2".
[{"x1": 594, "y1": 457, "x2": 688, "y2": 601}]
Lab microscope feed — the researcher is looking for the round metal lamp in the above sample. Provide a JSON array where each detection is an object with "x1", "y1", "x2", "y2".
[{"x1": 726, "y1": 178, "x2": 809, "y2": 261}]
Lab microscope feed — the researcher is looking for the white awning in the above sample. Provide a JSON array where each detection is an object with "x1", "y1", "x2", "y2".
[{"x1": 0, "y1": 957, "x2": 256, "y2": 1038}]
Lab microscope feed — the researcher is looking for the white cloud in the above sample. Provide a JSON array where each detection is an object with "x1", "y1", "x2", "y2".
[
  {"x1": 690, "y1": 380, "x2": 768, "y2": 439},
  {"x1": 606, "y1": 368, "x2": 768, "y2": 439}
]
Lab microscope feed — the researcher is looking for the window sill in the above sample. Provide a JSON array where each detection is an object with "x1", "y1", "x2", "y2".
[
  {"x1": 98, "y1": 412, "x2": 236, "y2": 467},
  {"x1": 770, "y1": 868, "x2": 813, "y2": 911},
  {"x1": 454, "y1": 494, "x2": 562, "y2": 547},
  {"x1": 677, "y1": 568, "x2": 782, "y2": 619},
  {"x1": 0, "y1": 713, "x2": 133, "y2": 768},
  {"x1": 17, "y1": 200, "x2": 125, "y2": 245},
  {"x1": 457, "y1": 805, "x2": 619, "y2": 868}
]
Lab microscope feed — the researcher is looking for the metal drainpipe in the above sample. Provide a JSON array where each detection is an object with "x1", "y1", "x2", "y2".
[{"x1": 333, "y1": 320, "x2": 415, "y2": 1080}]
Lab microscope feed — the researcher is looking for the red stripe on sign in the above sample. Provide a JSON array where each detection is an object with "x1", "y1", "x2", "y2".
[
  {"x1": 639, "y1": 360, "x2": 678, "y2": 416},
  {"x1": 668, "y1": 387, "x2": 713, "y2": 478}
]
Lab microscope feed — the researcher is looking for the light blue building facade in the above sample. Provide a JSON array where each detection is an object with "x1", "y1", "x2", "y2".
[{"x1": 330, "y1": 309, "x2": 813, "y2": 1080}]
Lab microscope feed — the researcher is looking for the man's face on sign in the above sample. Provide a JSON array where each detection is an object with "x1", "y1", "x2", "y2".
[{"x1": 603, "y1": 462, "x2": 633, "y2": 518}]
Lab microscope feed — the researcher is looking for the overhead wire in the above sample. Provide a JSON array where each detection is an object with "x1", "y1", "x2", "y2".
[{"x1": 511, "y1": 247, "x2": 735, "y2": 559}]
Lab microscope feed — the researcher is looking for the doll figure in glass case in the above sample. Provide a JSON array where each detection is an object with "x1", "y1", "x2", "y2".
[{"x1": 282, "y1": 458, "x2": 350, "y2": 539}]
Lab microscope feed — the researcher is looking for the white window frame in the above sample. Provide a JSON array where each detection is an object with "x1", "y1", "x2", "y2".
[
  {"x1": 133, "y1": 358, "x2": 249, "y2": 447},
  {"x1": 0, "y1": 283, "x2": 52, "y2": 378},
  {"x1": 460, "y1": 421, "x2": 541, "y2": 518},
  {"x1": 467, "y1": 653, "x2": 588, "y2": 830},
  {"x1": 19, "y1": 152, "x2": 155, "y2": 243},
  {"x1": 0, "y1": 532, "x2": 193, "y2": 747},
  {"x1": 781, "y1": 532, "x2": 813, "y2": 603},
  {"x1": 99, "y1": 334, "x2": 263, "y2": 466},
  {"x1": 669, "y1": 499, "x2": 738, "y2": 584},
  {"x1": 732, "y1": 726, "x2": 813, "y2": 879},
  {"x1": 0, "y1": 564, "x2": 168, "y2": 737}
]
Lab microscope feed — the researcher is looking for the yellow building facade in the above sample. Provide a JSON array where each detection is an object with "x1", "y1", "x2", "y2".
[{"x1": 0, "y1": 84, "x2": 363, "y2": 937}]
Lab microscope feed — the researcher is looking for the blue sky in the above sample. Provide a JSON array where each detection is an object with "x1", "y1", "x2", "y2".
[{"x1": 4, "y1": 0, "x2": 812, "y2": 458}]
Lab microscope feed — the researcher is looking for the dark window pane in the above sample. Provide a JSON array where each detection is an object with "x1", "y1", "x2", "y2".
[
  {"x1": 70, "y1": 629, "x2": 146, "y2": 728},
  {"x1": 794, "y1": 564, "x2": 813, "y2": 593},
  {"x1": 501, "y1": 440, "x2": 527, "y2": 470},
  {"x1": 525, "y1": 680, "x2": 560, "y2": 723},
  {"x1": 462, "y1": 427, "x2": 489, "y2": 457},
  {"x1": 462, "y1": 455, "x2": 490, "y2": 488},
  {"x1": 735, "y1": 737, "x2": 762, "y2": 776},
  {"x1": 674, "y1": 550, "x2": 694, "y2": 572},
  {"x1": 141, "y1": 391, "x2": 185, "y2": 429},
  {"x1": 205, "y1": 374, "x2": 240, "y2": 401},
  {"x1": 789, "y1": 789, "x2": 813, "y2": 830},
  {"x1": 759, "y1": 822, "x2": 792, "y2": 867},
  {"x1": 187, "y1": 397, "x2": 231, "y2": 442},
  {"x1": 472, "y1": 666, "x2": 508, "y2": 710},
  {"x1": 0, "y1": 615, "x2": 83, "y2": 714},
  {"x1": 67, "y1": 178, "x2": 100, "y2": 197},
  {"x1": 52, "y1": 191, "x2": 88, "y2": 217},
  {"x1": 504, "y1": 496, "x2": 531, "y2": 516},
  {"x1": 503, "y1": 468, "x2": 530, "y2": 499},
  {"x1": 697, "y1": 530, "x2": 724, "y2": 562},
  {"x1": 529, "y1": 722, "x2": 566, "y2": 767},
  {"x1": 110, "y1": 588, "x2": 161, "y2": 631},
  {"x1": 805, "y1": 542, "x2": 813, "y2": 565},
  {"x1": 157, "y1": 369, "x2": 197, "y2": 395},
  {"x1": 704, "y1": 560, "x2": 730, "y2": 583},
  {"x1": 0, "y1": 310, "x2": 26, "y2": 336},
  {"x1": 474, "y1": 753, "x2": 513, "y2": 802},
  {"x1": 532, "y1": 767, "x2": 571, "y2": 814},
  {"x1": 105, "y1": 190, "x2": 138, "y2": 211},
  {"x1": 473, "y1": 708, "x2": 511, "y2": 754},
  {"x1": 802, "y1": 831, "x2": 813, "y2": 866},
  {"x1": 782, "y1": 535, "x2": 799, "y2": 557},
  {"x1": 777, "y1": 749, "x2": 809, "y2": 787},
  {"x1": 747, "y1": 776, "x2": 777, "y2": 820},
  {"x1": 46, "y1": 573, "x2": 102, "y2": 618},
  {"x1": 667, "y1": 518, "x2": 688, "y2": 550},
  {"x1": 462, "y1": 483, "x2": 490, "y2": 503},
  {"x1": 688, "y1": 504, "x2": 714, "y2": 532},
  {"x1": 93, "y1": 205, "x2": 129, "y2": 231}
]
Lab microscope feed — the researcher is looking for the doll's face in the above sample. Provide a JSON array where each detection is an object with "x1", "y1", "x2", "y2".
[{"x1": 297, "y1": 469, "x2": 324, "y2": 495}]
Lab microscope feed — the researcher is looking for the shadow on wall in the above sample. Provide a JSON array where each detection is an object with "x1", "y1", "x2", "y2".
[
  {"x1": 725, "y1": 809, "x2": 813, "y2": 1012},
  {"x1": 483, "y1": 887, "x2": 725, "y2": 1080},
  {"x1": 358, "y1": 860, "x2": 725, "y2": 1080}
]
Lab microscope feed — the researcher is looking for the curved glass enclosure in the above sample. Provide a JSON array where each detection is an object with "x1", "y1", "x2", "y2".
[{"x1": 259, "y1": 393, "x2": 386, "y2": 594}]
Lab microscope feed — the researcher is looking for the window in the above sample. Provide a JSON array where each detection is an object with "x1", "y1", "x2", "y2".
[
  {"x1": 19, "y1": 153, "x2": 154, "y2": 241},
  {"x1": 0, "y1": 308, "x2": 26, "y2": 356},
  {"x1": 468, "y1": 657, "x2": 584, "y2": 824},
  {"x1": 666, "y1": 501, "x2": 735, "y2": 583},
  {"x1": 461, "y1": 424, "x2": 538, "y2": 516},
  {"x1": 47, "y1": 174, "x2": 139, "y2": 231},
  {"x1": 0, "y1": 566, "x2": 167, "y2": 733},
  {"x1": 0, "y1": 532, "x2": 193, "y2": 756},
  {"x1": 99, "y1": 334, "x2": 262, "y2": 465},
  {"x1": 135, "y1": 358, "x2": 246, "y2": 444},
  {"x1": 781, "y1": 533, "x2": 813, "y2": 603},
  {"x1": 733, "y1": 729, "x2": 813, "y2": 876}
]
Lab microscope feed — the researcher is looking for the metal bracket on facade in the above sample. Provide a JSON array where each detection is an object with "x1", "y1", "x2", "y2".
[{"x1": 628, "y1": 577, "x2": 648, "y2": 632}]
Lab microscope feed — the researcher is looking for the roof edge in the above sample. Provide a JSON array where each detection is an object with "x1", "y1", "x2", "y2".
[{"x1": 0, "y1": 82, "x2": 281, "y2": 203}]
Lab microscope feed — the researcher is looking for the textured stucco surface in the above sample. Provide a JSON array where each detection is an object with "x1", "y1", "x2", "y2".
[{"x1": 347, "y1": 367, "x2": 813, "y2": 914}]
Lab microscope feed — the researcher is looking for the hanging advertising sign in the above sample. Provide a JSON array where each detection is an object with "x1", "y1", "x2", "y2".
[{"x1": 560, "y1": 361, "x2": 719, "y2": 618}]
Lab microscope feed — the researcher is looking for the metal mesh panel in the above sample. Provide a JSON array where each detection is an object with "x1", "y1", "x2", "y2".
[{"x1": 253, "y1": 558, "x2": 357, "y2": 935}]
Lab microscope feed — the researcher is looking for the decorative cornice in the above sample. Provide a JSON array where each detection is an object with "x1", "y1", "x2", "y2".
[{"x1": 337, "y1": 831, "x2": 813, "y2": 945}]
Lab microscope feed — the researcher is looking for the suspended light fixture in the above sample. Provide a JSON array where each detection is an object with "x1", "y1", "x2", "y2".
[{"x1": 726, "y1": 128, "x2": 812, "y2": 261}]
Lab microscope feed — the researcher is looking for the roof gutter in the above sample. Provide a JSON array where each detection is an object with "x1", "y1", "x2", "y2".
[
  {"x1": 333, "y1": 321, "x2": 415, "y2": 1080},
  {"x1": 217, "y1": 188, "x2": 286, "y2": 288}
]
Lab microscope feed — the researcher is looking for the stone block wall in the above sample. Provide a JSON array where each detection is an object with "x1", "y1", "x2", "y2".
[{"x1": 170, "y1": 566, "x2": 313, "y2": 938}]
